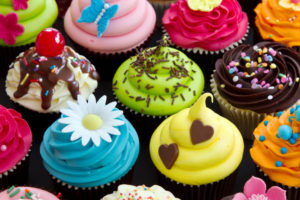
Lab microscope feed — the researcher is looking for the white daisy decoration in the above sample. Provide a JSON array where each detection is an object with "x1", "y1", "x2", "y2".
[{"x1": 58, "y1": 94, "x2": 125, "y2": 146}]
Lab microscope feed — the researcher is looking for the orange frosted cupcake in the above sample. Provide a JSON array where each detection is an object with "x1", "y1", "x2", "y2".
[
  {"x1": 250, "y1": 106, "x2": 300, "y2": 200},
  {"x1": 255, "y1": 0, "x2": 300, "y2": 49}
]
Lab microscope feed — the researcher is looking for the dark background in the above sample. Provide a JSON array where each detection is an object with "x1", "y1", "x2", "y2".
[{"x1": 0, "y1": 2, "x2": 259, "y2": 199}]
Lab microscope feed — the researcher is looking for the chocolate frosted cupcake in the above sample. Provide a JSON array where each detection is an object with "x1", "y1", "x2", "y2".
[{"x1": 211, "y1": 41, "x2": 300, "y2": 139}]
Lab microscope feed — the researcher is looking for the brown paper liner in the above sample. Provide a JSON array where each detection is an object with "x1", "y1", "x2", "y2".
[
  {"x1": 50, "y1": 168, "x2": 133, "y2": 200},
  {"x1": 255, "y1": 166, "x2": 298, "y2": 200},
  {"x1": 210, "y1": 76, "x2": 300, "y2": 140},
  {"x1": 156, "y1": 169, "x2": 238, "y2": 200},
  {"x1": 0, "y1": 149, "x2": 31, "y2": 190}
]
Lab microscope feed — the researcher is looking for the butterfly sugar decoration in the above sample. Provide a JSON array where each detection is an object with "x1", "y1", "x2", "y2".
[{"x1": 78, "y1": 0, "x2": 119, "y2": 38}]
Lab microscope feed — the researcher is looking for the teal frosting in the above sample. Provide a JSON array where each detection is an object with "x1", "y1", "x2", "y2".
[{"x1": 40, "y1": 113, "x2": 139, "y2": 187}]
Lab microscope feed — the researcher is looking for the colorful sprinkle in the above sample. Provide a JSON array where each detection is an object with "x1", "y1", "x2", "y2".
[
  {"x1": 264, "y1": 120, "x2": 269, "y2": 126},
  {"x1": 275, "y1": 161, "x2": 282, "y2": 167},
  {"x1": 289, "y1": 116, "x2": 294, "y2": 123},
  {"x1": 280, "y1": 147, "x2": 287, "y2": 154},
  {"x1": 267, "y1": 95, "x2": 273, "y2": 100},
  {"x1": 9, "y1": 188, "x2": 20, "y2": 197},
  {"x1": 293, "y1": 133, "x2": 299, "y2": 139},
  {"x1": 270, "y1": 63, "x2": 277, "y2": 69},
  {"x1": 220, "y1": 84, "x2": 225, "y2": 88},
  {"x1": 278, "y1": 125, "x2": 293, "y2": 140},
  {"x1": 20, "y1": 73, "x2": 29, "y2": 86},
  {"x1": 45, "y1": 90, "x2": 49, "y2": 96},
  {"x1": 236, "y1": 84, "x2": 242, "y2": 88},
  {"x1": 0, "y1": 145, "x2": 6, "y2": 151},
  {"x1": 290, "y1": 108, "x2": 295, "y2": 114},
  {"x1": 277, "y1": 111, "x2": 283, "y2": 117},
  {"x1": 259, "y1": 135, "x2": 265, "y2": 142},
  {"x1": 289, "y1": 138, "x2": 296, "y2": 145},
  {"x1": 232, "y1": 76, "x2": 239, "y2": 82}
]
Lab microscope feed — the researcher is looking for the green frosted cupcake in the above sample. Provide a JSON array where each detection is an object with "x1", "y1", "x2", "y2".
[{"x1": 112, "y1": 43, "x2": 205, "y2": 117}]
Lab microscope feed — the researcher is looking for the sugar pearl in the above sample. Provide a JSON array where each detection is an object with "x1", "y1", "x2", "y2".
[{"x1": 1, "y1": 145, "x2": 7, "y2": 151}]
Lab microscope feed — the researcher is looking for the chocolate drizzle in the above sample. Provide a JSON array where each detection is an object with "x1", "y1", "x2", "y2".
[{"x1": 13, "y1": 46, "x2": 99, "y2": 110}]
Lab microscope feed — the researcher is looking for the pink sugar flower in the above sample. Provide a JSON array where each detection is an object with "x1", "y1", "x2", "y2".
[
  {"x1": 12, "y1": 0, "x2": 29, "y2": 10},
  {"x1": 232, "y1": 177, "x2": 286, "y2": 200},
  {"x1": 0, "y1": 13, "x2": 24, "y2": 45}
]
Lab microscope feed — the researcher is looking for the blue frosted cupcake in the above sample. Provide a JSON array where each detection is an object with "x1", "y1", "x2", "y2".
[{"x1": 40, "y1": 94, "x2": 139, "y2": 200}]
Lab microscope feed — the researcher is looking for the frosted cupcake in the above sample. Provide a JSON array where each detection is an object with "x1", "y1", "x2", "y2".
[
  {"x1": 0, "y1": 186, "x2": 60, "y2": 199},
  {"x1": 0, "y1": 105, "x2": 32, "y2": 189},
  {"x1": 211, "y1": 41, "x2": 300, "y2": 139},
  {"x1": 149, "y1": 93, "x2": 244, "y2": 200},
  {"x1": 102, "y1": 184, "x2": 180, "y2": 200},
  {"x1": 40, "y1": 94, "x2": 139, "y2": 199},
  {"x1": 250, "y1": 107, "x2": 300, "y2": 200}
]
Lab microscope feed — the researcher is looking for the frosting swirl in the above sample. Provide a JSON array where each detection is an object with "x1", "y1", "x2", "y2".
[
  {"x1": 112, "y1": 44, "x2": 204, "y2": 116},
  {"x1": 149, "y1": 93, "x2": 244, "y2": 185},
  {"x1": 213, "y1": 41, "x2": 300, "y2": 113},
  {"x1": 250, "y1": 108, "x2": 300, "y2": 187},
  {"x1": 0, "y1": 105, "x2": 32, "y2": 173},
  {"x1": 40, "y1": 113, "x2": 139, "y2": 187},
  {"x1": 0, "y1": 0, "x2": 58, "y2": 46},
  {"x1": 102, "y1": 184, "x2": 180, "y2": 200},
  {"x1": 255, "y1": 0, "x2": 300, "y2": 47},
  {"x1": 162, "y1": 0, "x2": 248, "y2": 51}
]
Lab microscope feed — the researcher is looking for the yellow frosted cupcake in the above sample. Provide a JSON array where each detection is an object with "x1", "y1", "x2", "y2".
[{"x1": 149, "y1": 93, "x2": 244, "y2": 200}]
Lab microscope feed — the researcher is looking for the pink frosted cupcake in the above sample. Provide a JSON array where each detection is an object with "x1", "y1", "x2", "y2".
[
  {"x1": 0, "y1": 186, "x2": 60, "y2": 199},
  {"x1": 0, "y1": 105, "x2": 32, "y2": 189}
]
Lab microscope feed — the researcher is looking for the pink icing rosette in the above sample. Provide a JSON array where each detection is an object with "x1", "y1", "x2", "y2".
[
  {"x1": 0, "y1": 105, "x2": 32, "y2": 173},
  {"x1": 162, "y1": 0, "x2": 248, "y2": 53}
]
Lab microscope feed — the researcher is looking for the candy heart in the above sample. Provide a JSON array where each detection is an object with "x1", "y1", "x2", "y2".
[
  {"x1": 190, "y1": 120, "x2": 214, "y2": 145},
  {"x1": 159, "y1": 143, "x2": 179, "y2": 169}
]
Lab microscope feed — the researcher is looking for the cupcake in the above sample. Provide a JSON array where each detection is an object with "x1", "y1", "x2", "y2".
[
  {"x1": 255, "y1": 0, "x2": 300, "y2": 49},
  {"x1": 149, "y1": 93, "x2": 244, "y2": 200},
  {"x1": 0, "y1": 0, "x2": 58, "y2": 69},
  {"x1": 6, "y1": 28, "x2": 99, "y2": 113},
  {"x1": 0, "y1": 186, "x2": 60, "y2": 199},
  {"x1": 250, "y1": 107, "x2": 300, "y2": 200},
  {"x1": 162, "y1": 0, "x2": 248, "y2": 76},
  {"x1": 40, "y1": 94, "x2": 140, "y2": 199},
  {"x1": 0, "y1": 105, "x2": 32, "y2": 189},
  {"x1": 220, "y1": 176, "x2": 286, "y2": 200},
  {"x1": 112, "y1": 41, "x2": 204, "y2": 136},
  {"x1": 64, "y1": 0, "x2": 156, "y2": 78},
  {"x1": 211, "y1": 41, "x2": 300, "y2": 140},
  {"x1": 102, "y1": 184, "x2": 180, "y2": 200}
]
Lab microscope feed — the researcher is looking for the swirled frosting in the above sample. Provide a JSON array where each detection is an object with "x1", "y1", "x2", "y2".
[
  {"x1": 250, "y1": 108, "x2": 300, "y2": 187},
  {"x1": 0, "y1": 0, "x2": 58, "y2": 46},
  {"x1": 102, "y1": 184, "x2": 180, "y2": 200},
  {"x1": 0, "y1": 186, "x2": 59, "y2": 199},
  {"x1": 149, "y1": 93, "x2": 244, "y2": 185},
  {"x1": 0, "y1": 105, "x2": 32, "y2": 173},
  {"x1": 213, "y1": 41, "x2": 300, "y2": 114},
  {"x1": 162, "y1": 0, "x2": 248, "y2": 51},
  {"x1": 40, "y1": 113, "x2": 139, "y2": 187},
  {"x1": 112, "y1": 44, "x2": 205, "y2": 116},
  {"x1": 6, "y1": 46, "x2": 99, "y2": 113},
  {"x1": 64, "y1": 0, "x2": 156, "y2": 53},
  {"x1": 255, "y1": 0, "x2": 300, "y2": 47}
]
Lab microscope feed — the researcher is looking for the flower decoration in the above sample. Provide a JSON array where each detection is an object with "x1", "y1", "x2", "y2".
[
  {"x1": 12, "y1": 0, "x2": 29, "y2": 10},
  {"x1": 59, "y1": 94, "x2": 124, "y2": 147},
  {"x1": 0, "y1": 13, "x2": 24, "y2": 45},
  {"x1": 279, "y1": 0, "x2": 300, "y2": 11},
  {"x1": 232, "y1": 176, "x2": 286, "y2": 200},
  {"x1": 78, "y1": 0, "x2": 119, "y2": 38},
  {"x1": 187, "y1": 0, "x2": 222, "y2": 12}
]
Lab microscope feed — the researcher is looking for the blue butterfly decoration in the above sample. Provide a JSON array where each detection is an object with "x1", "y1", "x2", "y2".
[{"x1": 78, "y1": 0, "x2": 119, "y2": 38}]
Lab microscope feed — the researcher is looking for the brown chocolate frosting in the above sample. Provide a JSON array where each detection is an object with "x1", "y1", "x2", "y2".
[
  {"x1": 213, "y1": 41, "x2": 300, "y2": 113},
  {"x1": 13, "y1": 46, "x2": 100, "y2": 110}
]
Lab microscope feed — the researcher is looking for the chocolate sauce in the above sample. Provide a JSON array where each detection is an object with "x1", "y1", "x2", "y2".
[{"x1": 13, "y1": 46, "x2": 99, "y2": 110}]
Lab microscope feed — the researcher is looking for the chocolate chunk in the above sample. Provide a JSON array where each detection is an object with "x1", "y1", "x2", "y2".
[
  {"x1": 159, "y1": 143, "x2": 179, "y2": 169},
  {"x1": 190, "y1": 120, "x2": 214, "y2": 145}
]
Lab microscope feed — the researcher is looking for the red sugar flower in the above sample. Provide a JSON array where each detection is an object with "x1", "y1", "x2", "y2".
[
  {"x1": 12, "y1": 0, "x2": 29, "y2": 10},
  {"x1": 0, "y1": 13, "x2": 24, "y2": 45}
]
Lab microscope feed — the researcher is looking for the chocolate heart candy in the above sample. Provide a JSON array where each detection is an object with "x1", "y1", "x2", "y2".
[
  {"x1": 190, "y1": 120, "x2": 214, "y2": 145},
  {"x1": 159, "y1": 143, "x2": 179, "y2": 169}
]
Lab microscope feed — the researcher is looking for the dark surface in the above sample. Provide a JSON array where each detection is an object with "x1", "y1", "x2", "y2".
[{"x1": 0, "y1": 4, "x2": 258, "y2": 199}]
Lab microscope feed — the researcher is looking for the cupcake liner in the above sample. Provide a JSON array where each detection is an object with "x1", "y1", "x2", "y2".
[
  {"x1": 0, "y1": 149, "x2": 31, "y2": 190},
  {"x1": 210, "y1": 76, "x2": 300, "y2": 140},
  {"x1": 156, "y1": 169, "x2": 238, "y2": 200},
  {"x1": 255, "y1": 166, "x2": 299, "y2": 200},
  {"x1": 69, "y1": 25, "x2": 157, "y2": 81},
  {"x1": 50, "y1": 168, "x2": 134, "y2": 200},
  {"x1": 55, "y1": 0, "x2": 72, "y2": 18},
  {"x1": 0, "y1": 43, "x2": 34, "y2": 80}
]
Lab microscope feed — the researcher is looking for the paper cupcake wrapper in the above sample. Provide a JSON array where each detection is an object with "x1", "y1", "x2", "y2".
[
  {"x1": 255, "y1": 166, "x2": 299, "y2": 200},
  {"x1": 50, "y1": 168, "x2": 133, "y2": 200},
  {"x1": 162, "y1": 23, "x2": 249, "y2": 55},
  {"x1": 210, "y1": 75, "x2": 300, "y2": 140},
  {"x1": 156, "y1": 169, "x2": 238, "y2": 200},
  {"x1": 0, "y1": 149, "x2": 31, "y2": 190}
]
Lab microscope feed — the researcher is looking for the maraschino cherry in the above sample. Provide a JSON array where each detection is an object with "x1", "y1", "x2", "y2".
[{"x1": 36, "y1": 28, "x2": 65, "y2": 57}]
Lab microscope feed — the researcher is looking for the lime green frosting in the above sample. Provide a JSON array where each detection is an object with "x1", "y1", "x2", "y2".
[
  {"x1": 149, "y1": 93, "x2": 244, "y2": 185},
  {"x1": 0, "y1": 0, "x2": 58, "y2": 46},
  {"x1": 187, "y1": 0, "x2": 222, "y2": 12},
  {"x1": 112, "y1": 45, "x2": 205, "y2": 116}
]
